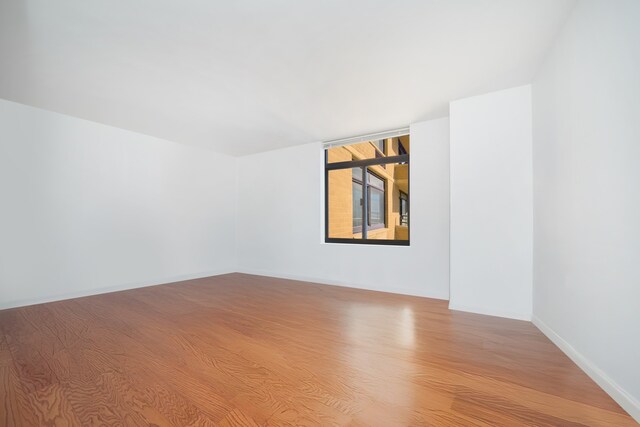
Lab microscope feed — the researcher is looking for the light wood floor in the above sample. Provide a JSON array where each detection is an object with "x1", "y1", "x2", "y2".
[{"x1": 0, "y1": 273, "x2": 635, "y2": 426}]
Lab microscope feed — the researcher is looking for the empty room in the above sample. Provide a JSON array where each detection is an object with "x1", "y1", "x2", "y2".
[{"x1": 1, "y1": 0, "x2": 638, "y2": 425}]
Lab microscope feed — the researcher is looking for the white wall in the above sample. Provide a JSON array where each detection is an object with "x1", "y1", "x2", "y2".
[
  {"x1": 532, "y1": 0, "x2": 640, "y2": 420},
  {"x1": 236, "y1": 118, "x2": 450, "y2": 299},
  {"x1": 449, "y1": 85, "x2": 533, "y2": 320},
  {"x1": 0, "y1": 99, "x2": 236, "y2": 309}
]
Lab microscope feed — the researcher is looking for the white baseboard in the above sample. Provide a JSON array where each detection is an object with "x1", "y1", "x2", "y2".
[
  {"x1": 2, "y1": 267, "x2": 449, "y2": 310},
  {"x1": 532, "y1": 315, "x2": 640, "y2": 423},
  {"x1": 0, "y1": 268, "x2": 236, "y2": 311},
  {"x1": 448, "y1": 302, "x2": 531, "y2": 321},
  {"x1": 236, "y1": 268, "x2": 449, "y2": 301}
]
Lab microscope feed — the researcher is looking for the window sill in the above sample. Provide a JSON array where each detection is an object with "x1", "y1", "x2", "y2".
[{"x1": 324, "y1": 238, "x2": 410, "y2": 246}]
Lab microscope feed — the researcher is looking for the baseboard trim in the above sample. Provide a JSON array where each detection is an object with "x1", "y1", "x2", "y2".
[
  {"x1": 0, "y1": 268, "x2": 236, "y2": 311},
  {"x1": 236, "y1": 268, "x2": 449, "y2": 301},
  {"x1": 532, "y1": 315, "x2": 640, "y2": 423},
  {"x1": 448, "y1": 302, "x2": 531, "y2": 321}
]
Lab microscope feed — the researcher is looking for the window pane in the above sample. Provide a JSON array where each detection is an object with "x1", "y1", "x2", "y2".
[
  {"x1": 370, "y1": 187, "x2": 384, "y2": 225},
  {"x1": 352, "y1": 167, "x2": 362, "y2": 181},
  {"x1": 368, "y1": 171, "x2": 384, "y2": 189},
  {"x1": 400, "y1": 194, "x2": 409, "y2": 226},
  {"x1": 327, "y1": 169, "x2": 362, "y2": 239},
  {"x1": 352, "y1": 181, "x2": 363, "y2": 229}
]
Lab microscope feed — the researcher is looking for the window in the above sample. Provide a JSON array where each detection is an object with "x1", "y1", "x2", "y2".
[
  {"x1": 325, "y1": 134, "x2": 410, "y2": 245},
  {"x1": 352, "y1": 168, "x2": 363, "y2": 231},
  {"x1": 368, "y1": 171, "x2": 385, "y2": 229},
  {"x1": 399, "y1": 191, "x2": 409, "y2": 226},
  {"x1": 352, "y1": 169, "x2": 386, "y2": 233}
]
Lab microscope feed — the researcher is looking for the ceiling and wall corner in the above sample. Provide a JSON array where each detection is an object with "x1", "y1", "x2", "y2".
[{"x1": 0, "y1": 0, "x2": 575, "y2": 156}]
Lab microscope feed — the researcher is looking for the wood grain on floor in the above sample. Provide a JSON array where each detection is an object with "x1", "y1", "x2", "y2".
[{"x1": 0, "y1": 273, "x2": 636, "y2": 426}]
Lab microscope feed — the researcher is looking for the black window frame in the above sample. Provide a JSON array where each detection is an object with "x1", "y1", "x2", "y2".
[{"x1": 325, "y1": 149, "x2": 410, "y2": 246}]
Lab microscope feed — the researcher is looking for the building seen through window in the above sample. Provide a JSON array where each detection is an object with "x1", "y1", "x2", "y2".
[{"x1": 325, "y1": 135, "x2": 409, "y2": 245}]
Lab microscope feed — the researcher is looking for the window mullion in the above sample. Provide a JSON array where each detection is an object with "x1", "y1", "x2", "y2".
[{"x1": 326, "y1": 154, "x2": 408, "y2": 170}]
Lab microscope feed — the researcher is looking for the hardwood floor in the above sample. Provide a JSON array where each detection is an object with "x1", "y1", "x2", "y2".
[{"x1": 0, "y1": 273, "x2": 635, "y2": 426}]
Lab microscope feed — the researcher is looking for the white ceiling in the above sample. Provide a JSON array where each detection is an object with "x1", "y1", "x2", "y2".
[{"x1": 0, "y1": 0, "x2": 575, "y2": 156}]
